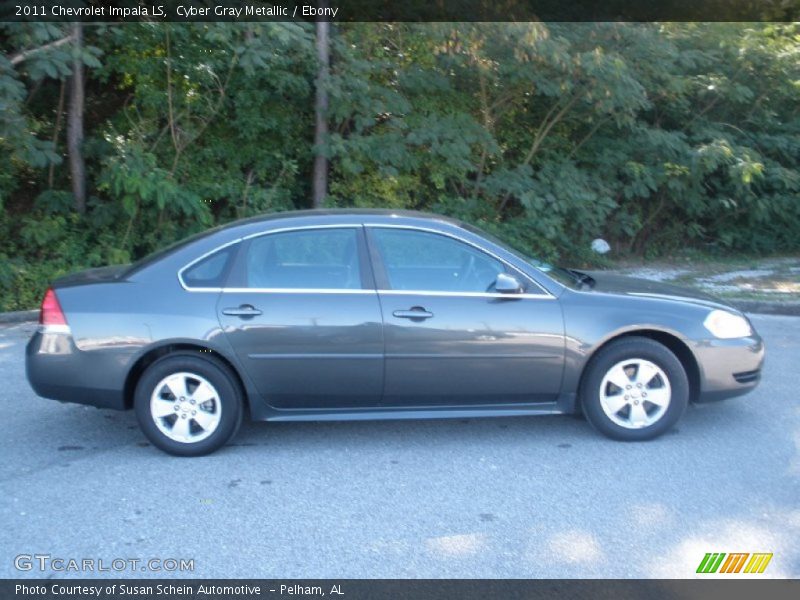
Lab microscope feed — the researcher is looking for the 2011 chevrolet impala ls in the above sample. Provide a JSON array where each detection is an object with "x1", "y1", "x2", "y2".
[{"x1": 26, "y1": 210, "x2": 765, "y2": 456}]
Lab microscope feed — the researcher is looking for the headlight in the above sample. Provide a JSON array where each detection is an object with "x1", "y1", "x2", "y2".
[{"x1": 703, "y1": 310, "x2": 753, "y2": 339}]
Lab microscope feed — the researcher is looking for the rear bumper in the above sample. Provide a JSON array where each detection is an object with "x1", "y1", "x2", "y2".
[
  {"x1": 692, "y1": 334, "x2": 765, "y2": 403},
  {"x1": 26, "y1": 329, "x2": 126, "y2": 410}
]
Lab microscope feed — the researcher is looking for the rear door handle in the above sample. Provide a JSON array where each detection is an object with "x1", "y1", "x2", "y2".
[
  {"x1": 222, "y1": 305, "x2": 262, "y2": 317},
  {"x1": 392, "y1": 307, "x2": 434, "y2": 320}
]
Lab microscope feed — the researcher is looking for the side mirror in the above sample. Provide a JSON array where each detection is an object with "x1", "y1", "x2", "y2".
[{"x1": 495, "y1": 273, "x2": 523, "y2": 294}]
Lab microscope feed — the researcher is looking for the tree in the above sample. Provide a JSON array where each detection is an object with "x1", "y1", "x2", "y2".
[
  {"x1": 0, "y1": 22, "x2": 798, "y2": 312},
  {"x1": 312, "y1": 14, "x2": 330, "y2": 208},
  {"x1": 67, "y1": 23, "x2": 86, "y2": 213}
]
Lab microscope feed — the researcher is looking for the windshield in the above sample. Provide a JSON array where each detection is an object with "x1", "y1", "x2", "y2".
[{"x1": 460, "y1": 222, "x2": 581, "y2": 288}]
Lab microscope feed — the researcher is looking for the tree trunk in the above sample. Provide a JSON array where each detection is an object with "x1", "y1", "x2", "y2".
[
  {"x1": 67, "y1": 23, "x2": 86, "y2": 213},
  {"x1": 312, "y1": 13, "x2": 330, "y2": 209},
  {"x1": 48, "y1": 80, "x2": 66, "y2": 189}
]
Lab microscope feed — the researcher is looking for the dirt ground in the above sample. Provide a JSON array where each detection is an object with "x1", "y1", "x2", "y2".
[{"x1": 604, "y1": 256, "x2": 800, "y2": 302}]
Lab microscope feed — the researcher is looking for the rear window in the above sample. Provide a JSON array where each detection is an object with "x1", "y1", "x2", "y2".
[{"x1": 124, "y1": 227, "x2": 225, "y2": 277}]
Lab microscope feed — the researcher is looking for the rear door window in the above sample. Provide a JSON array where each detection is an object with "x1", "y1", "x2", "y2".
[{"x1": 245, "y1": 228, "x2": 362, "y2": 290}]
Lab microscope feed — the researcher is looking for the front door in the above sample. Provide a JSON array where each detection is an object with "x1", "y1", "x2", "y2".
[
  {"x1": 367, "y1": 227, "x2": 564, "y2": 407},
  {"x1": 218, "y1": 226, "x2": 383, "y2": 410}
]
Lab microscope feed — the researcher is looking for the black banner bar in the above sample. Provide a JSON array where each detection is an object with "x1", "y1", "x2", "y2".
[
  {"x1": 2, "y1": 0, "x2": 799, "y2": 23},
  {"x1": 3, "y1": 580, "x2": 800, "y2": 600}
]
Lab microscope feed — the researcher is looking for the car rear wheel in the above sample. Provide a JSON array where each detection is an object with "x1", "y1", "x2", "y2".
[
  {"x1": 580, "y1": 337, "x2": 689, "y2": 441},
  {"x1": 134, "y1": 352, "x2": 244, "y2": 456}
]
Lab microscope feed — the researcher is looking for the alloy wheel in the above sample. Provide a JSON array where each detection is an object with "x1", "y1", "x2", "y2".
[
  {"x1": 150, "y1": 372, "x2": 222, "y2": 443},
  {"x1": 598, "y1": 358, "x2": 671, "y2": 429}
]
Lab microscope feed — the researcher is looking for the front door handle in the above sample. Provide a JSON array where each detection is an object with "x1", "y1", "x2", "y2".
[
  {"x1": 222, "y1": 305, "x2": 263, "y2": 317},
  {"x1": 392, "y1": 307, "x2": 434, "y2": 320}
]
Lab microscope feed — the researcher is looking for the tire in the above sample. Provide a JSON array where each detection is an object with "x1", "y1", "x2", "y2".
[
  {"x1": 134, "y1": 352, "x2": 244, "y2": 456},
  {"x1": 580, "y1": 337, "x2": 688, "y2": 441}
]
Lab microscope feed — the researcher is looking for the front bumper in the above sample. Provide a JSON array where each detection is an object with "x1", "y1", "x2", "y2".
[
  {"x1": 692, "y1": 334, "x2": 765, "y2": 402},
  {"x1": 26, "y1": 329, "x2": 127, "y2": 410}
]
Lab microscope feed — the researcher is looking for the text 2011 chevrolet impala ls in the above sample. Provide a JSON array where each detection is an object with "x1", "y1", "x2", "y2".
[{"x1": 26, "y1": 210, "x2": 764, "y2": 456}]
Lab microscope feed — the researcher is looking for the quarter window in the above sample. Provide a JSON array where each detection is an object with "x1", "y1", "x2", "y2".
[
  {"x1": 181, "y1": 245, "x2": 236, "y2": 288},
  {"x1": 371, "y1": 228, "x2": 506, "y2": 293},
  {"x1": 245, "y1": 228, "x2": 362, "y2": 289}
]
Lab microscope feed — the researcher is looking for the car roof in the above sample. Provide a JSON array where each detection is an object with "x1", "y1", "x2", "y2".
[{"x1": 227, "y1": 208, "x2": 465, "y2": 229}]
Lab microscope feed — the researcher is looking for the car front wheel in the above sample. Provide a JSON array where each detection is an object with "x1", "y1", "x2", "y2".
[
  {"x1": 580, "y1": 337, "x2": 689, "y2": 441},
  {"x1": 134, "y1": 352, "x2": 244, "y2": 456}
]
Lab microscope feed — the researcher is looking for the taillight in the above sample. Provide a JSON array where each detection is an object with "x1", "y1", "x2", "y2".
[{"x1": 40, "y1": 287, "x2": 67, "y2": 326}]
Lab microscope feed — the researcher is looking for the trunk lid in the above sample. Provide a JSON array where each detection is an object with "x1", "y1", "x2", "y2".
[{"x1": 52, "y1": 264, "x2": 130, "y2": 288}]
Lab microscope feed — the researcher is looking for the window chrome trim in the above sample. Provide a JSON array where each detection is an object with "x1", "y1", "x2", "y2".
[
  {"x1": 239, "y1": 223, "x2": 364, "y2": 242},
  {"x1": 223, "y1": 288, "x2": 376, "y2": 295},
  {"x1": 378, "y1": 290, "x2": 553, "y2": 300},
  {"x1": 177, "y1": 221, "x2": 555, "y2": 299},
  {"x1": 364, "y1": 223, "x2": 554, "y2": 298}
]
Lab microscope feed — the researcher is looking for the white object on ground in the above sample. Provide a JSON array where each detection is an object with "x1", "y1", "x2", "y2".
[{"x1": 591, "y1": 238, "x2": 611, "y2": 254}]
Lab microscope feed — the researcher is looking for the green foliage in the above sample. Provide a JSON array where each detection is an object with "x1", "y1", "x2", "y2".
[
  {"x1": 0, "y1": 208, "x2": 125, "y2": 311},
  {"x1": 0, "y1": 22, "x2": 798, "y2": 310}
]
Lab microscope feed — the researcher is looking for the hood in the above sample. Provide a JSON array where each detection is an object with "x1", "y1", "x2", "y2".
[
  {"x1": 52, "y1": 264, "x2": 131, "y2": 288},
  {"x1": 582, "y1": 271, "x2": 738, "y2": 312}
]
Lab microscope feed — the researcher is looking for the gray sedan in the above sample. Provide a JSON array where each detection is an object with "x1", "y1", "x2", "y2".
[{"x1": 26, "y1": 210, "x2": 764, "y2": 455}]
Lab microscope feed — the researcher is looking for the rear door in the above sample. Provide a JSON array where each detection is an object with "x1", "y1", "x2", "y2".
[
  {"x1": 367, "y1": 226, "x2": 565, "y2": 407},
  {"x1": 218, "y1": 226, "x2": 384, "y2": 410}
]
